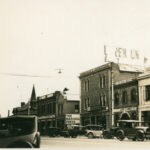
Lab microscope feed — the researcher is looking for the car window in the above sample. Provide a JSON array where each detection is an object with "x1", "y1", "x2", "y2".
[{"x1": 0, "y1": 117, "x2": 35, "y2": 138}]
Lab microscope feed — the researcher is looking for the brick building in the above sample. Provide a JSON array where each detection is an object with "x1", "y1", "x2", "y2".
[
  {"x1": 113, "y1": 78, "x2": 139, "y2": 126},
  {"x1": 138, "y1": 69, "x2": 150, "y2": 124},
  {"x1": 79, "y1": 62, "x2": 142, "y2": 129},
  {"x1": 37, "y1": 91, "x2": 80, "y2": 134}
]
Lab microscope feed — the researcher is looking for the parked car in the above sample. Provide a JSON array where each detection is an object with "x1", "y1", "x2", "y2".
[
  {"x1": 116, "y1": 120, "x2": 150, "y2": 141},
  {"x1": 63, "y1": 125, "x2": 86, "y2": 138},
  {"x1": 85, "y1": 124, "x2": 103, "y2": 139},
  {"x1": 0, "y1": 115, "x2": 40, "y2": 148},
  {"x1": 48, "y1": 127, "x2": 62, "y2": 137},
  {"x1": 103, "y1": 126, "x2": 119, "y2": 139}
]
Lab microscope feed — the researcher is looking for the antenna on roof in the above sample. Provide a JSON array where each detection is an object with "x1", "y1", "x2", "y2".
[{"x1": 55, "y1": 68, "x2": 63, "y2": 74}]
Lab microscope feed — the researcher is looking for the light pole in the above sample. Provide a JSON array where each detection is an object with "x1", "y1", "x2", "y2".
[{"x1": 111, "y1": 71, "x2": 114, "y2": 127}]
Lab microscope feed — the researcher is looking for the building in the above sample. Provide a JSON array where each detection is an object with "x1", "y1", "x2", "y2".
[
  {"x1": 79, "y1": 62, "x2": 142, "y2": 129},
  {"x1": 12, "y1": 85, "x2": 37, "y2": 116},
  {"x1": 138, "y1": 69, "x2": 150, "y2": 124},
  {"x1": 113, "y1": 78, "x2": 139, "y2": 126},
  {"x1": 37, "y1": 91, "x2": 80, "y2": 134}
]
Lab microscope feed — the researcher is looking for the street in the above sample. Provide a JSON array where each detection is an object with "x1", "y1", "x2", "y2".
[{"x1": 41, "y1": 136, "x2": 150, "y2": 149}]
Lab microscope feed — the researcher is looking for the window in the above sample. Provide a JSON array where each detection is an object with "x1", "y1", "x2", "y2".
[
  {"x1": 103, "y1": 95, "x2": 106, "y2": 106},
  {"x1": 84, "y1": 81, "x2": 87, "y2": 92},
  {"x1": 122, "y1": 91, "x2": 128, "y2": 105},
  {"x1": 131, "y1": 89, "x2": 137, "y2": 103},
  {"x1": 61, "y1": 104, "x2": 63, "y2": 114},
  {"x1": 53, "y1": 102, "x2": 56, "y2": 113},
  {"x1": 84, "y1": 99, "x2": 87, "y2": 109},
  {"x1": 75, "y1": 104, "x2": 79, "y2": 110},
  {"x1": 50, "y1": 103, "x2": 52, "y2": 113},
  {"x1": 99, "y1": 95, "x2": 102, "y2": 106},
  {"x1": 103, "y1": 76, "x2": 106, "y2": 88},
  {"x1": 146, "y1": 85, "x2": 150, "y2": 101},
  {"x1": 75, "y1": 104, "x2": 79, "y2": 113},
  {"x1": 87, "y1": 80, "x2": 90, "y2": 91},
  {"x1": 87, "y1": 97, "x2": 90, "y2": 107},
  {"x1": 99, "y1": 76, "x2": 102, "y2": 88},
  {"x1": 114, "y1": 92, "x2": 119, "y2": 106}
]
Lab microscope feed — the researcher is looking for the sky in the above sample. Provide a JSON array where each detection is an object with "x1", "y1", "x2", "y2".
[{"x1": 1, "y1": 0, "x2": 150, "y2": 117}]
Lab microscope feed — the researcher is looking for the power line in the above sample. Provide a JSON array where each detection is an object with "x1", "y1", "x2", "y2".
[
  {"x1": 0, "y1": 72, "x2": 55, "y2": 78},
  {"x1": 0, "y1": 72, "x2": 79, "y2": 79}
]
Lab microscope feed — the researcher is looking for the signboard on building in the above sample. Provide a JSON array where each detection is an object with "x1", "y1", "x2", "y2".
[
  {"x1": 65, "y1": 114, "x2": 80, "y2": 125},
  {"x1": 104, "y1": 45, "x2": 145, "y2": 66}
]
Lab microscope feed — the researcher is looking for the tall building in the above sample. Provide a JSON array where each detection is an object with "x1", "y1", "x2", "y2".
[{"x1": 79, "y1": 62, "x2": 142, "y2": 129}]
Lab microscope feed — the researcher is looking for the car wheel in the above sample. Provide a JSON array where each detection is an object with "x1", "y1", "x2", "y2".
[
  {"x1": 132, "y1": 137, "x2": 136, "y2": 141},
  {"x1": 88, "y1": 133, "x2": 94, "y2": 139},
  {"x1": 8, "y1": 141, "x2": 33, "y2": 148},
  {"x1": 103, "y1": 132, "x2": 109, "y2": 139},
  {"x1": 117, "y1": 131, "x2": 125, "y2": 141},
  {"x1": 136, "y1": 131, "x2": 145, "y2": 141}
]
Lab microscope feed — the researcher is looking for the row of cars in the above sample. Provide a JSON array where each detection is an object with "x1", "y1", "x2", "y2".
[{"x1": 48, "y1": 120, "x2": 150, "y2": 142}]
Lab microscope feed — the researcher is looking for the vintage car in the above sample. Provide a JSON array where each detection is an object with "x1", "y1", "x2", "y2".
[
  {"x1": 103, "y1": 126, "x2": 119, "y2": 139},
  {"x1": 0, "y1": 115, "x2": 40, "y2": 148},
  {"x1": 116, "y1": 120, "x2": 150, "y2": 141},
  {"x1": 63, "y1": 125, "x2": 86, "y2": 138},
  {"x1": 48, "y1": 127, "x2": 62, "y2": 137},
  {"x1": 85, "y1": 124, "x2": 103, "y2": 139}
]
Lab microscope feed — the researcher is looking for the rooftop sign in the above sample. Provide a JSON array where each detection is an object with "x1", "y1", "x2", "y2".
[{"x1": 104, "y1": 45, "x2": 144, "y2": 66}]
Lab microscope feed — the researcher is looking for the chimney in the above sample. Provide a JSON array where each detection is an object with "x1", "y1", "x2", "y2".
[{"x1": 21, "y1": 102, "x2": 25, "y2": 107}]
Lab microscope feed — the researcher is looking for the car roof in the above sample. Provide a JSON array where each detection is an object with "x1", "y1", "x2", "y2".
[
  {"x1": 0, "y1": 115, "x2": 36, "y2": 120},
  {"x1": 86, "y1": 124, "x2": 103, "y2": 127},
  {"x1": 118, "y1": 120, "x2": 143, "y2": 123}
]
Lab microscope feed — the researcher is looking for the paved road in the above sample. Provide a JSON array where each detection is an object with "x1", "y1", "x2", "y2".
[{"x1": 41, "y1": 136, "x2": 150, "y2": 149}]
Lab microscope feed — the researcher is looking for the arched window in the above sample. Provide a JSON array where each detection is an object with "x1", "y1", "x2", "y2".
[
  {"x1": 114, "y1": 92, "x2": 119, "y2": 106},
  {"x1": 131, "y1": 89, "x2": 137, "y2": 103},
  {"x1": 122, "y1": 91, "x2": 128, "y2": 105}
]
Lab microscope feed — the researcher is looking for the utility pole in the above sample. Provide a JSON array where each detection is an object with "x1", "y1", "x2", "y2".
[{"x1": 111, "y1": 71, "x2": 114, "y2": 127}]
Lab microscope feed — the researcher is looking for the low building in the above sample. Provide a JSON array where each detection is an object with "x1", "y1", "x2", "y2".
[
  {"x1": 37, "y1": 91, "x2": 80, "y2": 134},
  {"x1": 113, "y1": 78, "x2": 139, "y2": 126}
]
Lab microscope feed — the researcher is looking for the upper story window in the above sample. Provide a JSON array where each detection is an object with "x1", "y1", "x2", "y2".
[
  {"x1": 99, "y1": 76, "x2": 102, "y2": 88},
  {"x1": 99, "y1": 94, "x2": 106, "y2": 107},
  {"x1": 99, "y1": 75, "x2": 106, "y2": 88},
  {"x1": 114, "y1": 92, "x2": 119, "y2": 106},
  {"x1": 103, "y1": 76, "x2": 106, "y2": 88},
  {"x1": 87, "y1": 80, "x2": 90, "y2": 91},
  {"x1": 99, "y1": 95, "x2": 102, "y2": 106},
  {"x1": 84, "y1": 81, "x2": 87, "y2": 92},
  {"x1": 87, "y1": 97, "x2": 90, "y2": 107},
  {"x1": 53, "y1": 102, "x2": 56, "y2": 113},
  {"x1": 131, "y1": 89, "x2": 137, "y2": 103},
  {"x1": 75, "y1": 104, "x2": 79, "y2": 113},
  {"x1": 84, "y1": 80, "x2": 90, "y2": 92},
  {"x1": 84, "y1": 98, "x2": 87, "y2": 109},
  {"x1": 146, "y1": 85, "x2": 150, "y2": 101},
  {"x1": 122, "y1": 91, "x2": 128, "y2": 105},
  {"x1": 103, "y1": 95, "x2": 106, "y2": 106}
]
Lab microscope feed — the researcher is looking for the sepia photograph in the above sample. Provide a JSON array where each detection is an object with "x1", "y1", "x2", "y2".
[{"x1": 1, "y1": 0, "x2": 150, "y2": 149}]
